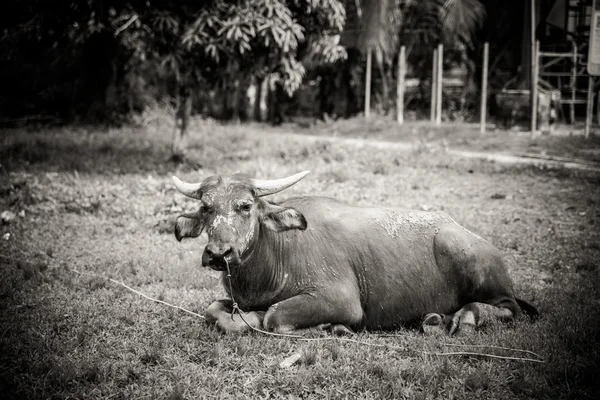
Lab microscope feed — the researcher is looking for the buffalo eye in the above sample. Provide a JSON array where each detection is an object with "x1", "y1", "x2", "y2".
[
  {"x1": 201, "y1": 205, "x2": 214, "y2": 214},
  {"x1": 239, "y1": 203, "x2": 252, "y2": 213}
]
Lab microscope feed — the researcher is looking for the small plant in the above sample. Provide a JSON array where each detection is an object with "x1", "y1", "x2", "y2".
[
  {"x1": 140, "y1": 348, "x2": 162, "y2": 366},
  {"x1": 82, "y1": 363, "x2": 102, "y2": 384},
  {"x1": 464, "y1": 371, "x2": 491, "y2": 392},
  {"x1": 300, "y1": 344, "x2": 319, "y2": 366}
]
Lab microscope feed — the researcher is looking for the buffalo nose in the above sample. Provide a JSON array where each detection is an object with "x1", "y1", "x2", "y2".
[{"x1": 205, "y1": 243, "x2": 233, "y2": 260}]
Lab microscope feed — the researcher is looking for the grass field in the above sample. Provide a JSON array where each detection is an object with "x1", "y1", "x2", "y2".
[
  {"x1": 288, "y1": 116, "x2": 600, "y2": 164},
  {"x1": 1, "y1": 116, "x2": 600, "y2": 399}
]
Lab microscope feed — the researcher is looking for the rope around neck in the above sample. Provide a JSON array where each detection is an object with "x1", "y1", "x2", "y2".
[{"x1": 225, "y1": 258, "x2": 305, "y2": 339}]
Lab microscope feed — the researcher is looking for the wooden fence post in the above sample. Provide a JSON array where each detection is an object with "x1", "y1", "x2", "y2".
[
  {"x1": 365, "y1": 49, "x2": 372, "y2": 118},
  {"x1": 531, "y1": 40, "x2": 539, "y2": 136},
  {"x1": 397, "y1": 46, "x2": 406, "y2": 124},
  {"x1": 586, "y1": 76, "x2": 594, "y2": 138},
  {"x1": 570, "y1": 41, "x2": 577, "y2": 125},
  {"x1": 431, "y1": 49, "x2": 437, "y2": 123},
  {"x1": 436, "y1": 43, "x2": 443, "y2": 126},
  {"x1": 529, "y1": 0, "x2": 537, "y2": 133},
  {"x1": 480, "y1": 42, "x2": 489, "y2": 134}
]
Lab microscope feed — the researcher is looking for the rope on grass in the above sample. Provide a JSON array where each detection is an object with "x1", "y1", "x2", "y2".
[
  {"x1": 71, "y1": 269, "x2": 205, "y2": 319},
  {"x1": 374, "y1": 334, "x2": 544, "y2": 359},
  {"x1": 70, "y1": 268, "x2": 544, "y2": 363},
  {"x1": 226, "y1": 312, "x2": 544, "y2": 363},
  {"x1": 441, "y1": 343, "x2": 543, "y2": 360},
  {"x1": 314, "y1": 338, "x2": 544, "y2": 363}
]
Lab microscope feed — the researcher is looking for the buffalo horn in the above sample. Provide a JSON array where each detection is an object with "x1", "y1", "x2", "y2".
[
  {"x1": 250, "y1": 170, "x2": 310, "y2": 197},
  {"x1": 172, "y1": 176, "x2": 202, "y2": 199}
]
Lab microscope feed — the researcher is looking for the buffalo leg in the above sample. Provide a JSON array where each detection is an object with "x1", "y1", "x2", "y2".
[
  {"x1": 205, "y1": 299, "x2": 264, "y2": 333},
  {"x1": 422, "y1": 297, "x2": 519, "y2": 336},
  {"x1": 447, "y1": 300, "x2": 517, "y2": 335},
  {"x1": 263, "y1": 293, "x2": 362, "y2": 335}
]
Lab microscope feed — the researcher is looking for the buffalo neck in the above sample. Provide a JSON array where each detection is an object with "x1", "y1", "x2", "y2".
[{"x1": 222, "y1": 225, "x2": 292, "y2": 310}]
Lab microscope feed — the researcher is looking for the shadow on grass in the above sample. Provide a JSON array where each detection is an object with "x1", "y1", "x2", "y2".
[{"x1": 0, "y1": 129, "x2": 202, "y2": 175}]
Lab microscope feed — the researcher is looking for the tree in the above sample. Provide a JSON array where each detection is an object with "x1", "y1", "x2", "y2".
[
  {"x1": 140, "y1": 0, "x2": 346, "y2": 150},
  {"x1": 183, "y1": 0, "x2": 345, "y2": 124},
  {"x1": 0, "y1": 1, "x2": 346, "y2": 153}
]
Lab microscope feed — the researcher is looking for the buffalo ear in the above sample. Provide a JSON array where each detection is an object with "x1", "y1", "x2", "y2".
[
  {"x1": 174, "y1": 214, "x2": 204, "y2": 242},
  {"x1": 262, "y1": 204, "x2": 307, "y2": 232}
]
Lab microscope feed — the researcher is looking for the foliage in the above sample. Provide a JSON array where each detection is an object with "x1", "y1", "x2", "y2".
[
  {"x1": 328, "y1": 0, "x2": 486, "y2": 116},
  {"x1": 351, "y1": 0, "x2": 402, "y2": 63},
  {"x1": 397, "y1": 0, "x2": 486, "y2": 56},
  {"x1": 302, "y1": 34, "x2": 348, "y2": 70},
  {"x1": 343, "y1": 0, "x2": 485, "y2": 62},
  {"x1": 0, "y1": 0, "x2": 346, "y2": 120},
  {"x1": 181, "y1": 0, "x2": 345, "y2": 95}
]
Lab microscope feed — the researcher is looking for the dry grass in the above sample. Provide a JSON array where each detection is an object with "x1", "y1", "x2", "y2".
[
  {"x1": 1, "y1": 115, "x2": 599, "y2": 399},
  {"x1": 284, "y1": 116, "x2": 600, "y2": 164}
]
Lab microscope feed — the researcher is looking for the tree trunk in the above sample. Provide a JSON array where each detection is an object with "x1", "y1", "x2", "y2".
[
  {"x1": 267, "y1": 80, "x2": 274, "y2": 123},
  {"x1": 343, "y1": 64, "x2": 355, "y2": 117},
  {"x1": 171, "y1": 89, "x2": 192, "y2": 161},
  {"x1": 104, "y1": 59, "x2": 118, "y2": 123},
  {"x1": 375, "y1": 52, "x2": 389, "y2": 115},
  {"x1": 222, "y1": 80, "x2": 231, "y2": 119},
  {"x1": 268, "y1": 79, "x2": 285, "y2": 125},
  {"x1": 254, "y1": 77, "x2": 264, "y2": 121},
  {"x1": 345, "y1": 50, "x2": 361, "y2": 117},
  {"x1": 275, "y1": 83, "x2": 286, "y2": 125},
  {"x1": 319, "y1": 74, "x2": 329, "y2": 118},
  {"x1": 231, "y1": 79, "x2": 240, "y2": 123},
  {"x1": 236, "y1": 75, "x2": 250, "y2": 121}
]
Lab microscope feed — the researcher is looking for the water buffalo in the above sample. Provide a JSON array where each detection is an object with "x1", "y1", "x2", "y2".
[{"x1": 173, "y1": 171, "x2": 537, "y2": 335}]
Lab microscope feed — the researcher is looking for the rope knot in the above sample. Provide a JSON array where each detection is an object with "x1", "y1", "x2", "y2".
[{"x1": 230, "y1": 302, "x2": 240, "y2": 320}]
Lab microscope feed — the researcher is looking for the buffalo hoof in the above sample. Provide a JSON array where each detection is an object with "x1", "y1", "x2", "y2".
[
  {"x1": 205, "y1": 300, "x2": 264, "y2": 333},
  {"x1": 331, "y1": 324, "x2": 354, "y2": 336},
  {"x1": 447, "y1": 309, "x2": 476, "y2": 336},
  {"x1": 422, "y1": 313, "x2": 444, "y2": 326},
  {"x1": 215, "y1": 311, "x2": 263, "y2": 333},
  {"x1": 421, "y1": 313, "x2": 445, "y2": 336},
  {"x1": 205, "y1": 301, "x2": 229, "y2": 324}
]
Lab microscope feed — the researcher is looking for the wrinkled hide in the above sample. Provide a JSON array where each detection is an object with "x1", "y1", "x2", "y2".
[
  {"x1": 174, "y1": 173, "x2": 537, "y2": 334},
  {"x1": 222, "y1": 197, "x2": 517, "y2": 330}
]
